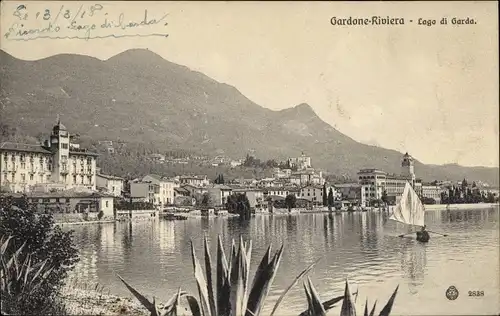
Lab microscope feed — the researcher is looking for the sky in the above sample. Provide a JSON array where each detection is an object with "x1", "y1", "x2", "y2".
[{"x1": 1, "y1": 1, "x2": 498, "y2": 168}]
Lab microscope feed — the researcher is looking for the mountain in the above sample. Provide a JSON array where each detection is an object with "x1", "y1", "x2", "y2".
[{"x1": 0, "y1": 49, "x2": 498, "y2": 185}]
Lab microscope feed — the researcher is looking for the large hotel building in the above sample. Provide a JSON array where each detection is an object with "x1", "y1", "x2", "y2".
[
  {"x1": 358, "y1": 153, "x2": 442, "y2": 206},
  {"x1": 0, "y1": 120, "x2": 98, "y2": 193}
]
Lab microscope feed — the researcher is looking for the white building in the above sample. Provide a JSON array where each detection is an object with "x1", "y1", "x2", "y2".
[
  {"x1": 358, "y1": 153, "x2": 442, "y2": 206},
  {"x1": 142, "y1": 174, "x2": 179, "y2": 207},
  {"x1": 96, "y1": 173, "x2": 124, "y2": 197},
  {"x1": 298, "y1": 184, "x2": 337, "y2": 206},
  {"x1": 0, "y1": 119, "x2": 98, "y2": 193}
]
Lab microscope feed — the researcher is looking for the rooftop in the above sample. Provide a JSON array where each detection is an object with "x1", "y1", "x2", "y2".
[
  {"x1": 0, "y1": 142, "x2": 52, "y2": 154},
  {"x1": 97, "y1": 173, "x2": 124, "y2": 181},
  {"x1": 6, "y1": 189, "x2": 113, "y2": 199},
  {"x1": 358, "y1": 169, "x2": 387, "y2": 174}
]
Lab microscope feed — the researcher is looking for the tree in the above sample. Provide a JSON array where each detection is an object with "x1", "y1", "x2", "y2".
[
  {"x1": 381, "y1": 190, "x2": 388, "y2": 204},
  {"x1": 0, "y1": 195, "x2": 79, "y2": 314},
  {"x1": 284, "y1": 194, "x2": 297, "y2": 212},
  {"x1": 328, "y1": 188, "x2": 334, "y2": 208},
  {"x1": 201, "y1": 192, "x2": 214, "y2": 208},
  {"x1": 226, "y1": 193, "x2": 251, "y2": 219},
  {"x1": 322, "y1": 184, "x2": 328, "y2": 206},
  {"x1": 461, "y1": 178, "x2": 468, "y2": 189},
  {"x1": 214, "y1": 174, "x2": 225, "y2": 184}
]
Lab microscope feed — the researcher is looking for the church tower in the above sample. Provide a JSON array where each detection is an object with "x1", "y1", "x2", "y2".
[
  {"x1": 401, "y1": 152, "x2": 415, "y2": 187},
  {"x1": 50, "y1": 117, "x2": 70, "y2": 184}
]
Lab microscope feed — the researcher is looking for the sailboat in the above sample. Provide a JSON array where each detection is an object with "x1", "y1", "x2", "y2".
[{"x1": 388, "y1": 181, "x2": 429, "y2": 242}]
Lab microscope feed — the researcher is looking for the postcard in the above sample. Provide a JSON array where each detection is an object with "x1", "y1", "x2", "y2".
[{"x1": 0, "y1": 1, "x2": 498, "y2": 315}]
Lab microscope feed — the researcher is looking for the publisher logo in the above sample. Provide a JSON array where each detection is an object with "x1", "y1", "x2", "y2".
[{"x1": 446, "y1": 285, "x2": 459, "y2": 300}]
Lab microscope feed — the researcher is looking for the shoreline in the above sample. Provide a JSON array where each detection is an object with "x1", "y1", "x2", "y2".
[
  {"x1": 57, "y1": 220, "x2": 116, "y2": 225},
  {"x1": 424, "y1": 203, "x2": 498, "y2": 211},
  {"x1": 54, "y1": 203, "x2": 499, "y2": 225},
  {"x1": 60, "y1": 285, "x2": 192, "y2": 316}
]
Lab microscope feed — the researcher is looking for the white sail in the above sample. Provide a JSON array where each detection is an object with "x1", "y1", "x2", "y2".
[{"x1": 389, "y1": 182, "x2": 425, "y2": 227}]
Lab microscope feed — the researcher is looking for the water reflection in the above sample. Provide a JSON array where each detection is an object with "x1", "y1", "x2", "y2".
[
  {"x1": 66, "y1": 208, "x2": 499, "y2": 316},
  {"x1": 400, "y1": 239, "x2": 427, "y2": 294}
]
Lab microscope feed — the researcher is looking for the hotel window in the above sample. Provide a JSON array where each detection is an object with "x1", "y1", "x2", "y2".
[
  {"x1": 105, "y1": 201, "x2": 109, "y2": 207},
  {"x1": 11, "y1": 174, "x2": 14, "y2": 181},
  {"x1": 87, "y1": 158, "x2": 92, "y2": 165},
  {"x1": 61, "y1": 143, "x2": 68, "y2": 149},
  {"x1": 73, "y1": 175, "x2": 77, "y2": 183},
  {"x1": 46, "y1": 175, "x2": 50, "y2": 182},
  {"x1": 21, "y1": 174, "x2": 25, "y2": 182},
  {"x1": 29, "y1": 174, "x2": 33, "y2": 181},
  {"x1": 3, "y1": 153, "x2": 7, "y2": 161}
]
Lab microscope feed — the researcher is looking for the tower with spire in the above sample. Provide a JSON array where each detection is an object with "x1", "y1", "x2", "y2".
[
  {"x1": 49, "y1": 116, "x2": 70, "y2": 184},
  {"x1": 401, "y1": 152, "x2": 416, "y2": 187}
]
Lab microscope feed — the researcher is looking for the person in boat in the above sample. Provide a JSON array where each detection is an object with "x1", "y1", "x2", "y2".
[{"x1": 416, "y1": 225, "x2": 430, "y2": 242}]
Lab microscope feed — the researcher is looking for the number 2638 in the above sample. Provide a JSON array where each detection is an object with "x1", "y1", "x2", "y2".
[{"x1": 468, "y1": 291, "x2": 484, "y2": 297}]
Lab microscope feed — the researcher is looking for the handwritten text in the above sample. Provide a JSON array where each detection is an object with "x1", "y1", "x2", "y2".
[{"x1": 4, "y1": 4, "x2": 170, "y2": 41}]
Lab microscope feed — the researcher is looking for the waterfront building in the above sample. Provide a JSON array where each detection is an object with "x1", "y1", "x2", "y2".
[
  {"x1": 0, "y1": 120, "x2": 98, "y2": 193},
  {"x1": 141, "y1": 174, "x2": 179, "y2": 207},
  {"x1": 96, "y1": 173, "x2": 124, "y2": 197},
  {"x1": 11, "y1": 190, "x2": 114, "y2": 217},
  {"x1": 129, "y1": 181, "x2": 160, "y2": 205},
  {"x1": 334, "y1": 183, "x2": 361, "y2": 202},
  {"x1": 358, "y1": 153, "x2": 442, "y2": 206},
  {"x1": 298, "y1": 184, "x2": 337, "y2": 206}
]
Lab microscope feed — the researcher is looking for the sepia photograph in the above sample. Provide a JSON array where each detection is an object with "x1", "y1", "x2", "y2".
[{"x1": 0, "y1": 1, "x2": 498, "y2": 315}]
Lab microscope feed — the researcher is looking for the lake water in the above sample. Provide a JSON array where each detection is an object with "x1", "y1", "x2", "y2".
[{"x1": 67, "y1": 207, "x2": 500, "y2": 315}]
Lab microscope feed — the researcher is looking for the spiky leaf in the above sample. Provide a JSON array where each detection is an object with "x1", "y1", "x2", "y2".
[
  {"x1": 306, "y1": 277, "x2": 326, "y2": 316},
  {"x1": 378, "y1": 285, "x2": 399, "y2": 316},
  {"x1": 186, "y1": 295, "x2": 202, "y2": 316},
  {"x1": 246, "y1": 245, "x2": 284, "y2": 316},
  {"x1": 190, "y1": 241, "x2": 212, "y2": 316},
  {"x1": 204, "y1": 237, "x2": 217, "y2": 316},
  {"x1": 216, "y1": 236, "x2": 230, "y2": 316},
  {"x1": 270, "y1": 256, "x2": 318, "y2": 316},
  {"x1": 340, "y1": 280, "x2": 356, "y2": 316},
  {"x1": 369, "y1": 301, "x2": 377, "y2": 316},
  {"x1": 116, "y1": 273, "x2": 158, "y2": 316}
]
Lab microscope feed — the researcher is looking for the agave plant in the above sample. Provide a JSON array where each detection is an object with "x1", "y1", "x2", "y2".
[
  {"x1": 117, "y1": 235, "x2": 399, "y2": 316},
  {"x1": 0, "y1": 235, "x2": 54, "y2": 314},
  {"x1": 299, "y1": 278, "x2": 399, "y2": 316}
]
